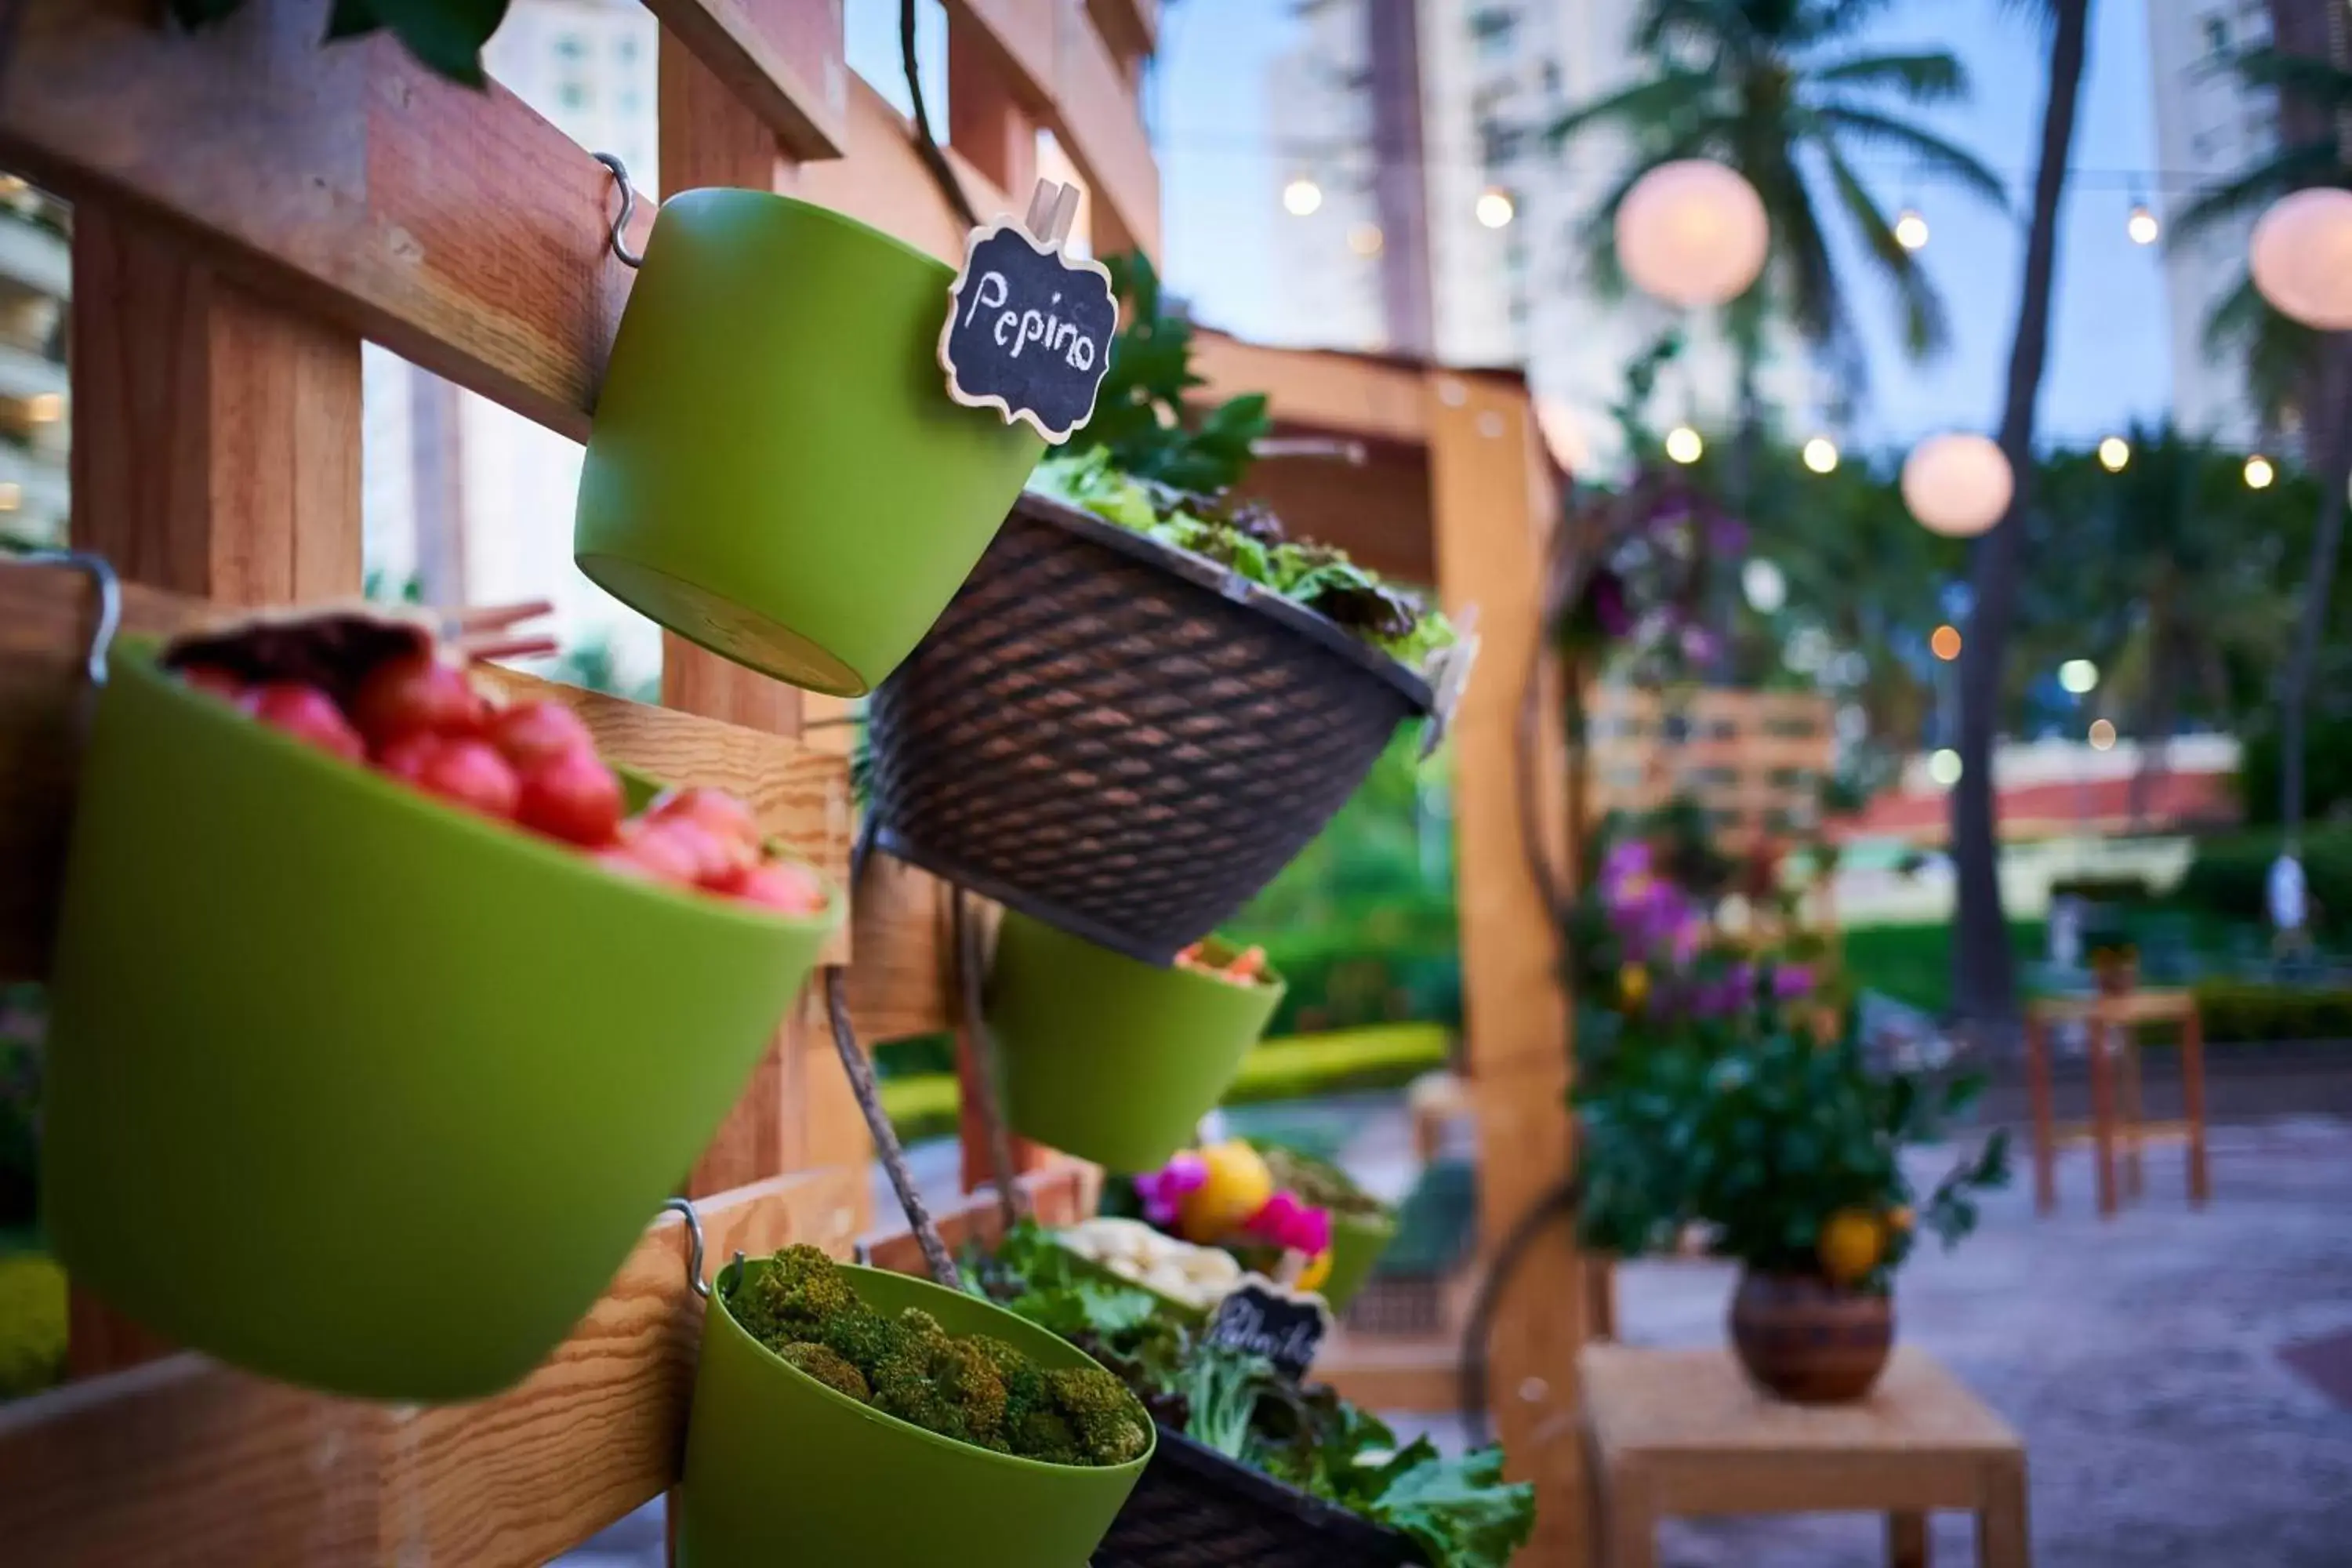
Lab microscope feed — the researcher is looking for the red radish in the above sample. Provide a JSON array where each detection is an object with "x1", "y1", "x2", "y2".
[
  {"x1": 735, "y1": 860, "x2": 828, "y2": 916},
  {"x1": 412, "y1": 737, "x2": 520, "y2": 819},
  {"x1": 375, "y1": 731, "x2": 441, "y2": 786},
  {"x1": 179, "y1": 664, "x2": 245, "y2": 703},
  {"x1": 586, "y1": 845, "x2": 658, "y2": 881},
  {"x1": 247, "y1": 681, "x2": 365, "y2": 763},
  {"x1": 619, "y1": 819, "x2": 709, "y2": 886},
  {"x1": 350, "y1": 653, "x2": 485, "y2": 747},
  {"x1": 490, "y1": 700, "x2": 596, "y2": 771},
  {"x1": 652, "y1": 786, "x2": 762, "y2": 855},
  {"x1": 516, "y1": 747, "x2": 623, "y2": 847},
  {"x1": 1225, "y1": 946, "x2": 1268, "y2": 983}
]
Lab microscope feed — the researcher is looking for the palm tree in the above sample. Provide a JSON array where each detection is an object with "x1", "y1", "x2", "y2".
[
  {"x1": 1948, "y1": 0, "x2": 2092, "y2": 1031},
  {"x1": 1549, "y1": 0, "x2": 2008, "y2": 483},
  {"x1": 2172, "y1": 41, "x2": 2352, "y2": 853}
]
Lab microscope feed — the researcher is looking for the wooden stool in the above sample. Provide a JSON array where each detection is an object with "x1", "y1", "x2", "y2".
[
  {"x1": 2024, "y1": 989, "x2": 2210, "y2": 1219},
  {"x1": 1581, "y1": 1345, "x2": 2031, "y2": 1567}
]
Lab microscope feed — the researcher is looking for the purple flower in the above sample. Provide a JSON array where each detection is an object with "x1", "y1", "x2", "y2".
[
  {"x1": 1679, "y1": 624, "x2": 1719, "y2": 664},
  {"x1": 1134, "y1": 1152, "x2": 1207, "y2": 1227},
  {"x1": 1772, "y1": 964, "x2": 1814, "y2": 1001}
]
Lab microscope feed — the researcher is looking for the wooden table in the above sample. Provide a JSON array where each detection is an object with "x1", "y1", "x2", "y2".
[
  {"x1": 1580, "y1": 1345, "x2": 2030, "y2": 1568},
  {"x1": 2023, "y1": 989, "x2": 2209, "y2": 1218}
]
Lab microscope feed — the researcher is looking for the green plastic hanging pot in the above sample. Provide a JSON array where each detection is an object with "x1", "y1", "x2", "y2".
[
  {"x1": 987, "y1": 913, "x2": 1285, "y2": 1174},
  {"x1": 576, "y1": 188, "x2": 1044, "y2": 696},
  {"x1": 677, "y1": 1258, "x2": 1150, "y2": 1567},
  {"x1": 1317, "y1": 1212, "x2": 1398, "y2": 1315},
  {"x1": 41, "y1": 648, "x2": 842, "y2": 1402}
]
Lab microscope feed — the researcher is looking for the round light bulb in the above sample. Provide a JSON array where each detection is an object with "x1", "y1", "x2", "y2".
[
  {"x1": 1614, "y1": 160, "x2": 1770, "y2": 308},
  {"x1": 2059, "y1": 658, "x2": 2100, "y2": 695},
  {"x1": 2097, "y1": 436, "x2": 2131, "y2": 472},
  {"x1": 1475, "y1": 187, "x2": 1516, "y2": 229},
  {"x1": 1348, "y1": 223, "x2": 1385, "y2": 257},
  {"x1": 2088, "y1": 718, "x2": 2117, "y2": 751},
  {"x1": 1742, "y1": 557, "x2": 1786, "y2": 613},
  {"x1": 2127, "y1": 203, "x2": 2160, "y2": 246},
  {"x1": 1664, "y1": 425, "x2": 1704, "y2": 465},
  {"x1": 1894, "y1": 209, "x2": 1929, "y2": 252},
  {"x1": 1930, "y1": 624, "x2": 1962, "y2": 661},
  {"x1": 2250, "y1": 187, "x2": 2352, "y2": 331},
  {"x1": 1901, "y1": 434, "x2": 2013, "y2": 538},
  {"x1": 1928, "y1": 749, "x2": 1962, "y2": 786},
  {"x1": 2245, "y1": 454, "x2": 2277, "y2": 490},
  {"x1": 1283, "y1": 176, "x2": 1324, "y2": 217},
  {"x1": 1801, "y1": 436, "x2": 1840, "y2": 474}
]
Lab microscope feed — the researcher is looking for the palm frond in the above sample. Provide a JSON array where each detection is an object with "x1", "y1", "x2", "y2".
[
  {"x1": 1548, "y1": 69, "x2": 1721, "y2": 146},
  {"x1": 2227, "y1": 46, "x2": 2352, "y2": 111},
  {"x1": 2169, "y1": 141, "x2": 2346, "y2": 240},
  {"x1": 2200, "y1": 269, "x2": 2325, "y2": 424},
  {"x1": 1809, "y1": 103, "x2": 2009, "y2": 209},
  {"x1": 1820, "y1": 140, "x2": 1949, "y2": 358},
  {"x1": 1809, "y1": 49, "x2": 1969, "y2": 104}
]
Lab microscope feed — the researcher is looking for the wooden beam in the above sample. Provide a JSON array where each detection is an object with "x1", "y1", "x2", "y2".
[
  {"x1": 949, "y1": 7, "x2": 1039, "y2": 200},
  {"x1": 1425, "y1": 371, "x2": 1587, "y2": 1566},
  {"x1": 641, "y1": 0, "x2": 848, "y2": 161},
  {"x1": 0, "y1": 0, "x2": 650, "y2": 445},
  {"x1": 1086, "y1": 0, "x2": 1159, "y2": 68},
  {"x1": 0, "y1": 1168, "x2": 865, "y2": 1567},
  {"x1": 795, "y1": 73, "x2": 1011, "y2": 264},
  {"x1": 1191, "y1": 332, "x2": 1432, "y2": 445}
]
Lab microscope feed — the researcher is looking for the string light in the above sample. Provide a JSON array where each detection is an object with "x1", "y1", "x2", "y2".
[
  {"x1": 1664, "y1": 425, "x2": 1704, "y2": 464},
  {"x1": 1742, "y1": 557, "x2": 1787, "y2": 613},
  {"x1": 1894, "y1": 208, "x2": 1929, "y2": 251},
  {"x1": 1282, "y1": 176, "x2": 1323, "y2": 216},
  {"x1": 2088, "y1": 718, "x2": 2118, "y2": 751},
  {"x1": 1615, "y1": 161, "x2": 1769, "y2": 308},
  {"x1": 1929, "y1": 749, "x2": 1963, "y2": 786},
  {"x1": 25, "y1": 391, "x2": 60, "y2": 423},
  {"x1": 1902, "y1": 434, "x2": 2013, "y2": 538},
  {"x1": 2250, "y1": 188, "x2": 2352, "y2": 331},
  {"x1": 1931, "y1": 624, "x2": 1963, "y2": 661},
  {"x1": 1347, "y1": 223, "x2": 1384, "y2": 256},
  {"x1": 2245, "y1": 454, "x2": 2277, "y2": 490},
  {"x1": 1475, "y1": 187, "x2": 1515, "y2": 229},
  {"x1": 2059, "y1": 659, "x2": 2100, "y2": 695},
  {"x1": 0, "y1": 481, "x2": 19, "y2": 512},
  {"x1": 2127, "y1": 201, "x2": 2160, "y2": 245},
  {"x1": 1802, "y1": 437, "x2": 1840, "y2": 474},
  {"x1": 2098, "y1": 437, "x2": 2131, "y2": 472}
]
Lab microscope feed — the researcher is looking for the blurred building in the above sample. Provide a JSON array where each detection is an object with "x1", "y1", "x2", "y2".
[
  {"x1": 0, "y1": 181, "x2": 71, "y2": 547},
  {"x1": 1264, "y1": 0, "x2": 1820, "y2": 476}
]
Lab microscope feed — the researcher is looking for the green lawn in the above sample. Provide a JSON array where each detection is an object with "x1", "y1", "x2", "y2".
[{"x1": 1839, "y1": 920, "x2": 2045, "y2": 1015}]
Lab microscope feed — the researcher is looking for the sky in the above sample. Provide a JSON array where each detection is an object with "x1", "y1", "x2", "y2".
[{"x1": 1149, "y1": 0, "x2": 2182, "y2": 452}]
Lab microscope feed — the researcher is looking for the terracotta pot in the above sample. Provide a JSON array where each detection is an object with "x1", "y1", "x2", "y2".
[{"x1": 1728, "y1": 1270, "x2": 1893, "y2": 1404}]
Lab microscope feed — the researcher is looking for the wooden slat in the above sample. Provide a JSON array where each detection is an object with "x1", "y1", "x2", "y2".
[
  {"x1": 796, "y1": 73, "x2": 1012, "y2": 264},
  {"x1": 642, "y1": 0, "x2": 848, "y2": 161},
  {"x1": 940, "y1": 0, "x2": 1159, "y2": 257},
  {"x1": 844, "y1": 852, "x2": 956, "y2": 1043},
  {"x1": 861, "y1": 1157, "x2": 1095, "y2": 1274},
  {"x1": 1425, "y1": 371, "x2": 1587, "y2": 1566},
  {"x1": 0, "y1": 571, "x2": 856, "y2": 981},
  {"x1": 0, "y1": 1168, "x2": 864, "y2": 1567},
  {"x1": 1087, "y1": 0, "x2": 1159, "y2": 65},
  {"x1": 0, "y1": 0, "x2": 651, "y2": 445},
  {"x1": 1192, "y1": 331, "x2": 1432, "y2": 445}
]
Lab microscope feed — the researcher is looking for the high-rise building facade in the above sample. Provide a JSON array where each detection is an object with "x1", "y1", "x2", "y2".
[{"x1": 1266, "y1": 0, "x2": 1818, "y2": 476}]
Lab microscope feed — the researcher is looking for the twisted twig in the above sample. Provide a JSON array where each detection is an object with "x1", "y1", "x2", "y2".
[{"x1": 901, "y1": 0, "x2": 978, "y2": 230}]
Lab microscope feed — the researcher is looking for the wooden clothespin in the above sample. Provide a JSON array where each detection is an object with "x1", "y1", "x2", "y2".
[{"x1": 1022, "y1": 179, "x2": 1082, "y2": 250}]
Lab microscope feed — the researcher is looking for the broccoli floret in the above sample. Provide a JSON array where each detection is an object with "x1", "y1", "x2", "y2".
[
  {"x1": 732, "y1": 1244, "x2": 859, "y2": 1345},
  {"x1": 1047, "y1": 1365, "x2": 1152, "y2": 1465},
  {"x1": 869, "y1": 1341, "x2": 971, "y2": 1443},
  {"x1": 929, "y1": 1338, "x2": 1010, "y2": 1443},
  {"x1": 895, "y1": 1307, "x2": 951, "y2": 1359},
  {"x1": 1011, "y1": 1406, "x2": 1081, "y2": 1466},
  {"x1": 814, "y1": 1305, "x2": 906, "y2": 1376},
  {"x1": 780, "y1": 1341, "x2": 871, "y2": 1402},
  {"x1": 977, "y1": 1335, "x2": 1048, "y2": 1428}
]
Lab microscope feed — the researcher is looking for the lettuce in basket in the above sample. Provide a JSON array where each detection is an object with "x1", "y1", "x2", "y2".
[{"x1": 1027, "y1": 450, "x2": 1457, "y2": 670}]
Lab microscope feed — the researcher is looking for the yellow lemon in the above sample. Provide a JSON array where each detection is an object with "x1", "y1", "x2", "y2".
[
  {"x1": 1817, "y1": 1207, "x2": 1885, "y2": 1285},
  {"x1": 1176, "y1": 1141, "x2": 1273, "y2": 1243},
  {"x1": 1293, "y1": 1250, "x2": 1334, "y2": 1294}
]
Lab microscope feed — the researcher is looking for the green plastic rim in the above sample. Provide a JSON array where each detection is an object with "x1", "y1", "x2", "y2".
[
  {"x1": 678, "y1": 1259, "x2": 1151, "y2": 1567},
  {"x1": 42, "y1": 648, "x2": 842, "y2": 1401},
  {"x1": 576, "y1": 188, "x2": 1044, "y2": 696},
  {"x1": 986, "y1": 914, "x2": 1286, "y2": 1174}
]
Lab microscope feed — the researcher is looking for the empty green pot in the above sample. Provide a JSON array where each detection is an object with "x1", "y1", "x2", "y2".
[
  {"x1": 678, "y1": 1258, "x2": 1150, "y2": 1567},
  {"x1": 1318, "y1": 1211, "x2": 1399, "y2": 1315},
  {"x1": 987, "y1": 915, "x2": 1285, "y2": 1174},
  {"x1": 41, "y1": 649, "x2": 841, "y2": 1401},
  {"x1": 576, "y1": 188, "x2": 1044, "y2": 696}
]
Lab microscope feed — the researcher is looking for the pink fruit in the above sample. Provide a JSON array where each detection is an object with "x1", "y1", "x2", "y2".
[
  {"x1": 412, "y1": 737, "x2": 519, "y2": 820},
  {"x1": 735, "y1": 860, "x2": 828, "y2": 916},
  {"x1": 652, "y1": 786, "x2": 762, "y2": 855},
  {"x1": 350, "y1": 653, "x2": 485, "y2": 748},
  {"x1": 247, "y1": 681, "x2": 365, "y2": 763},
  {"x1": 516, "y1": 747, "x2": 623, "y2": 847},
  {"x1": 619, "y1": 819, "x2": 708, "y2": 886},
  {"x1": 490, "y1": 700, "x2": 596, "y2": 771}
]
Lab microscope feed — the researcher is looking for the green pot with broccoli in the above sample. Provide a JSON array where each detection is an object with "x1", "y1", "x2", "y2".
[
  {"x1": 679, "y1": 1246, "x2": 1153, "y2": 1567},
  {"x1": 986, "y1": 916, "x2": 1286, "y2": 1174}
]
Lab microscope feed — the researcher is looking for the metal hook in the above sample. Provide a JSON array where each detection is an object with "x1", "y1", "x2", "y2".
[
  {"x1": 661, "y1": 1196, "x2": 709, "y2": 1298},
  {"x1": 16, "y1": 549, "x2": 119, "y2": 689},
  {"x1": 593, "y1": 152, "x2": 644, "y2": 269}
]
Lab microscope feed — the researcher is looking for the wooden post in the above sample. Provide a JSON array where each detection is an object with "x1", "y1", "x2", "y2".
[
  {"x1": 65, "y1": 200, "x2": 363, "y2": 1375},
  {"x1": 2087, "y1": 1011, "x2": 2118, "y2": 1220},
  {"x1": 2182, "y1": 1000, "x2": 2210, "y2": 1207},
  {"x1": 1425, "y1": 372, "x2": 1584, "y2": 1566},
  {"x1": 658, "y1": 20, "x2": 871, "y2": 1210},
  {"x1": 2025, "y1": 1009, "x2": 2056, "y2": 1215}
]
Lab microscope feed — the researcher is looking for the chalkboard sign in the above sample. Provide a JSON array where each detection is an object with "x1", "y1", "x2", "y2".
[
  {"x1": 938, "y1": 217, "x2": 1117, "y2": 444},
  {"x1": 1207, "y1": 1276, "x2": 1334, "y2": 1381}
]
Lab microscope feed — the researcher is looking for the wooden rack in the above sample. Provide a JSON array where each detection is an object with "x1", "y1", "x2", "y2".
[{"x1": 0, "y1": 2, "x2": 1589, "y2": 1561}]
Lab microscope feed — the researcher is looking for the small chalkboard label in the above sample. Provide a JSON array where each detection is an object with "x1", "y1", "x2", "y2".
[
  {"x1": 938, "y1": 180, "x2": 1117, "y2": 444},
  {"x1": 1207, "y1": 1275, "x2": 1334, "y2": 1381}
]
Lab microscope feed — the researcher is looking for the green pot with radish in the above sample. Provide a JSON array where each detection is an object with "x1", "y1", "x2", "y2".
[
  {"x1": 1260, "y1": 1146, "x2": 1398, "y2": 1314},
  {"x1": 986, "y1": 913, "x2": 1285, "y2": 1174},
  {"x1": 678, "y1": 1247, "x2": 1151, "y2": 1567},
  {"x1": 576, "y1": 189, "x2": 1044, "y2": 696},
  {"x1": 42, "y1": 633, "x2": 841, "y2": 1401}
]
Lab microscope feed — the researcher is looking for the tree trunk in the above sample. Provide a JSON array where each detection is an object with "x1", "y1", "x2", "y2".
[
  {"x1": 1949, "y1": 0, "x2": 2092, "y2": 1030},
  {"x1": 2281, "y1": 343, "x2": 2352, "y2": 844}
]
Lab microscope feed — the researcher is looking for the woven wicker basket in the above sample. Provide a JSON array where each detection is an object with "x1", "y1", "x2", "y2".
[
  {"x1": 1093, "y1": 1428, "x2": 1422, "y2": 1567},
  {"x1": 866, "y1": 491, "x2": 1437, "y2": 964}
]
